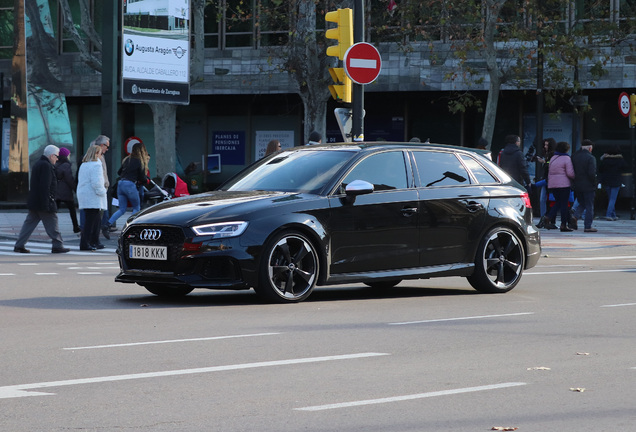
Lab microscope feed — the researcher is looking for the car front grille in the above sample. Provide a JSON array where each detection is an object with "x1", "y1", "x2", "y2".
[{"x1": 122, "y1": 225, "x2": 186, "y2": 272}]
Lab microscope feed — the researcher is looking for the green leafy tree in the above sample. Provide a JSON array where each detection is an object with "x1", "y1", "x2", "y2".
[{"x1": 370, "y1": 0, "x2": 636, "y2": 149}]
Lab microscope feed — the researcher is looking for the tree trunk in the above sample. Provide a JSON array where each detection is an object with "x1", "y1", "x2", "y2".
[
  {"x1": 480, "y1": 0, "x2": 506, "y2": 150},
  {"x1": 149, "y1": 103, "x2": 177, "y2": 178},
  {"x1": 288, "y1": 0, "x2": 332, "y2": 142},
  {"x1": 190, "y1": 0, "x2": 205, "y2": 84}
]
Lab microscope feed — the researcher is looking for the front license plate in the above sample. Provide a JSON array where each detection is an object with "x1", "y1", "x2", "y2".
[{"x1": 129, "y1": 245, "x2": 167, "y2": 260}]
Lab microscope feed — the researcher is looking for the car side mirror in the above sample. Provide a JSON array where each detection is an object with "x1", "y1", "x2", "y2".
[{"x1": 345, "y1": 179, "x2": 374, "y2": 196}]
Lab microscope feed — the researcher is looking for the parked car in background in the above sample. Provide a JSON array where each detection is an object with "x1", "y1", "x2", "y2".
[{"x1": 115, "y1": 142, "x2": 541, "y2": 303}]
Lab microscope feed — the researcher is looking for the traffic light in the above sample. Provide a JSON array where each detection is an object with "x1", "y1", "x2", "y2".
[
  {"x1": 631, "y1": 94, "x2": 636, "y2": 127},
  {"x1": 328, "y1": 67, "x2": 352, "y2": 103},
  {"x1": 325, "y1": 8, "x2": 353, "y2": 103},
  {"x1": 325, "y1": 8, "x2": 353, "y2": 60}
]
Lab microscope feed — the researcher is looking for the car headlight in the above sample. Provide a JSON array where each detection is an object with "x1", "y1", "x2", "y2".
[{"x1": 192, "y1": 221, "x2": 248, "y2": 238}]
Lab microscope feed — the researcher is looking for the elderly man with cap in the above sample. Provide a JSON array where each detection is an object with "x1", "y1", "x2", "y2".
[{"x1": 14, "y1": 145, "x2": 70, "y2": 253}]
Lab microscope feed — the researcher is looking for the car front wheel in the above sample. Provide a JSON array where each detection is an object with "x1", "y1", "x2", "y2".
[
  {"x1": 467, "y1": 227, "x2": 524, "y2": 293},
  {"x1": 256, "y1": 231, "x2": 318, "y2": 303}
]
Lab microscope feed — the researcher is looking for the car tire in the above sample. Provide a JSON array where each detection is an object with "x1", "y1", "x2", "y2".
[
  {"x1": 364, "y1": 280, "x2": 402, "y2": 290},
  {"x1": 143, "y1": 284, "x2": 194, "y2": 297},
  {"x1": 256, "y1": 231, "x2": 319, "y2": 303},
  {"x1": 467, "y1": 226, "x2": 525, "y2": 293}
]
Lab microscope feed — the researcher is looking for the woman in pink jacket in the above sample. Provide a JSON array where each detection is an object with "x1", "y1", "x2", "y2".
[{"x1": 540, "y1": 141, "x2": 575, "y2": 232}]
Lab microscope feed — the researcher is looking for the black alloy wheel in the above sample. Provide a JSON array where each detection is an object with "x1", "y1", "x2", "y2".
[
  {"x1": 257, "y1": 231, "x2": 319, "y2": 303},
  {"x1": 467, "y1": 227, "x2": 525, "y2": 293}
]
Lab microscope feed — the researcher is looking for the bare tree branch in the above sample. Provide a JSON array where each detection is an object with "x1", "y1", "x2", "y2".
[{"x1": 58, "y1": 0, "x2": 102, "y2": 72}]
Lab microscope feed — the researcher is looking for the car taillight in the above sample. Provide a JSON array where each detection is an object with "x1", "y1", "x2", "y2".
[{"x1": 521, "y1": 192, "x2": 531, "y2": 208}]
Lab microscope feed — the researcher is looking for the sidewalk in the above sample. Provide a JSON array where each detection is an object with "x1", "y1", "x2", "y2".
[
  {"x1": 0, "y1": 208, "x2": 120, "y2": 248},
  {"x1": 535, "y1": 212, "x2": 636, "y2": 256},
  {"x1": 1, "y1": 207, "x2": 633, "y2": 252}
]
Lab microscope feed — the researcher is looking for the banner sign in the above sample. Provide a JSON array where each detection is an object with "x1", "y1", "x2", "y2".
[
  {"x1": 212, "y1": 131, "x2": 246, "y2": 165},
  {"x1": 121, "y1": 0, "x2": 190, "y2": 104}
]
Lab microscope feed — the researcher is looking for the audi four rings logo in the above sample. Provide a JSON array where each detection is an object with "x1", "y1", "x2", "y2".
[{"x1": 139, "y1": 229, "x2": 162, "y2": 241}]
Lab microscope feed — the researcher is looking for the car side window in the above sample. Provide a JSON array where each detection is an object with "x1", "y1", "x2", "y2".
[
  {"x1": 342, "y1": 151, "x2": 408, "y2": 191},
  {"x1": 412, "y1": 151, "x2": 470, "y2": 187},
  {"x1": 459, "y1": 154, "x2": 499, "y2": 184}
]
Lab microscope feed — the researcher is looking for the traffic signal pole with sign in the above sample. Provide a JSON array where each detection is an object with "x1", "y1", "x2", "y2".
[
  {"x1": 325, "y1": 1, "x2": 370, "y2": 142},
  {"x1": 351, "y1": 0, "x2": 365, "y2": 141},
  {"x1": 630, "y1": 94, "x2": 636, "y2": 219}
]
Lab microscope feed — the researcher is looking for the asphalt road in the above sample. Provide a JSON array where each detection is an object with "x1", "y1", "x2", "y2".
[{"x1": 1, "y1": 224, "x2": 635, "y2": 431}]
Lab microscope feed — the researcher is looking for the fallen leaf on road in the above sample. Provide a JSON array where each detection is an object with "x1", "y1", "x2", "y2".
[{"x1": 570, "y1": 387, "x2": 586, "y2": 392}]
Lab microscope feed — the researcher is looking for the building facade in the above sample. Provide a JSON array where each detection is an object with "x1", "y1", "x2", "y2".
[{"x1": 1, "y1": 1, "x2": 635, "y2": 199}]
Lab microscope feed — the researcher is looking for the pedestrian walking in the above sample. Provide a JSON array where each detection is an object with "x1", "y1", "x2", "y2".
[
  {"x1": 571, "y1": 139, "x2": 598, "y2": 232},
  {"x1": 535, "y1": 138, "x2": 556, "y2": 225},
  {"x1": 55, "y1": 147, "x2": 81, "y2": 233},
  {"x1": 94, "y1": 135, "x2": 112, "y2": 229},
  {"x1": 102, "y1": 142, "x2": 149, "y2": 236},
  {"x1": 77, "y1": 145, "x2": 107, "y2": 251},
  {"x1": 540, "y1": 141, "x2": 575, "y2": 232},
  {"x1": 497, "y1": 135, "x2": 531, "y2": 190},
  {"x1": 599, "y1": 144, "x2": 628, "y2": 221},
  {"x1": 13, "y1": 145, "x2": 70, "y2": 253}
]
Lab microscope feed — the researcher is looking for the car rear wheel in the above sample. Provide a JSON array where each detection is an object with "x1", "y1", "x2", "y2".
[
  {"x1": 467, "y1": 227, "x2": 524, "y2": 293},
  {"x1": 256, "y1": 231, "x2": 318, "y2": 303},
  {"x1": 142, "y1": 284, "x2": 194, "y2": 297}
]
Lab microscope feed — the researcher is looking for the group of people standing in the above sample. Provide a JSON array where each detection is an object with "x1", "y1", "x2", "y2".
[
  {"x1": 13, "y1": 135, "x2": 150, "y2": 253},
  {"x1": 498, "y1": 134, "x2": 627, "y2": 234}
]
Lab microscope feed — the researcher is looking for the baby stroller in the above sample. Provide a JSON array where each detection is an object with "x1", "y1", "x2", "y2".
[
  {"x1": 162, "y1": 172, "x2": 190, "y2": 198},
  {"x1": 142, "y1": 179, "x2": 171, "y2": 208}
]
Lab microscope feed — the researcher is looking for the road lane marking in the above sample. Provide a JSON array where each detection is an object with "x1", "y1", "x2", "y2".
[
  {"x1": 527, "y1": 269, "x2": 636, "y2": 275},
  {"x1": 601, "y1": 303, "x2": 636, "y2": 308},
  {"x1": 388, "y1": 312, "x2": 534, "y2": 326},
  {"x1": 0, "y1": 273, "x2": 15, "y2": 276},
  {"x1": 77, "y1": 272, "x2": 102, "y2": 275},
  {"x1": 35, "y1": 273, "x2": 58, "y2": 275},
  {"x1": 561, "y1": 256, "x2": 636, "y2": 261},
  {"x1": 64, "y1": 333, "x2": 282, "y2": 350},
  {"x1": 296, "y1": 382, "x2": 527, "y2": 411},
  {"x1": 0, "y1": 352, "x2": 389, "y2": 399}
]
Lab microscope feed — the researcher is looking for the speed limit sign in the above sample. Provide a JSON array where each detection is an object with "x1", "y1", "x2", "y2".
[{"x1": 619, "y1": 92, "x2": 630, "y2": 117}]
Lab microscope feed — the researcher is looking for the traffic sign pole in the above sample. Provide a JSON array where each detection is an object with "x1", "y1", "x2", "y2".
[{"x1": 352, "y1": 0, "x2": 364, "y2": 142}]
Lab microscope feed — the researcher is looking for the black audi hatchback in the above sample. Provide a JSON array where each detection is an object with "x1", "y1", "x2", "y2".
[{"x1": 115, "y1": 142, "x2": 540, "y2": 302}]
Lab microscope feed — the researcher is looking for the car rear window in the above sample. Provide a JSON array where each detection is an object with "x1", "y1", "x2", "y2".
[
  {"x1": 459, "y1": 154, "x2": 499, "y2": 184},
  {"x1": 412, "y1": 151, "x2": 471, "y2": 187}
]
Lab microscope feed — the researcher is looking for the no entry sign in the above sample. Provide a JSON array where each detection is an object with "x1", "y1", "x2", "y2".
[{"x1": 344, "y1": 42, "x2": 382, "y2": 85}]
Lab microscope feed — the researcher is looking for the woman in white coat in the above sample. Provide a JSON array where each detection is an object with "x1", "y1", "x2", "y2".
[{"x1": 77, "y1": 145, "x2": 107, "y2": 251}]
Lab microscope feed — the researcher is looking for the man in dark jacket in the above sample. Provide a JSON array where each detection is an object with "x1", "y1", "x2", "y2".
[
  {"x1": 13, "y1": 145, "x2": 70, "y2": 253},
  {"x1": 498, "y1": 134, "x2": 531, "y2": 190},
  {"x1": 571, "y1": 139, "x2": 598, "y2": 232}
]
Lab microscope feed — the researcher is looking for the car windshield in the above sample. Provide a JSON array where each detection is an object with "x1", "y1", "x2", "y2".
[{"x1": 221, "y1": 149, "x2": 355, "y2": 194}]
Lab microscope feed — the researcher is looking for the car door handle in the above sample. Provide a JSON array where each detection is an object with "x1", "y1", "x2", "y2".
[
  {"x1": 401, "y1": 207, "x2": 418, "y2": 216},
  {"x1": 465, "y1": 201, "x2": 484, "y2": 212}
]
